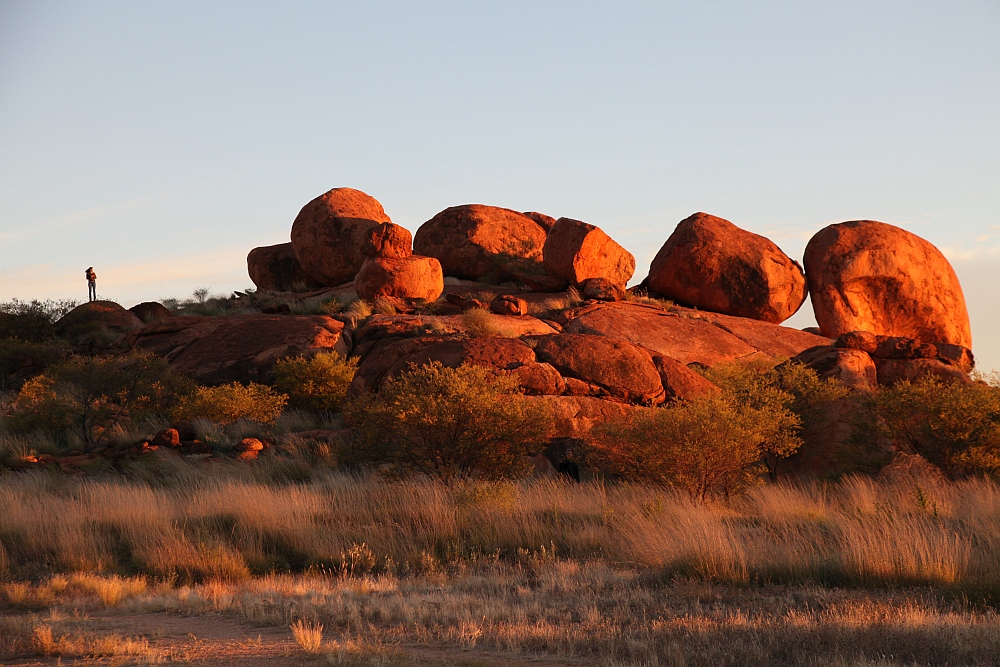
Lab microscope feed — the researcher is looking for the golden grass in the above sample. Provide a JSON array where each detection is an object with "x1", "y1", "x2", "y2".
[
  {"x1": 2, "y1": 467, "x2": 998, "y2": 594},
  {"x1": 291, "y1": 618, "x2": 324, "y2": 653}
]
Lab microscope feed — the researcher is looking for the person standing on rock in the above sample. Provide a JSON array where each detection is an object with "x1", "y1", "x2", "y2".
[{"x1": 85, "y1": 267, "x2": 97, "y2": 302}]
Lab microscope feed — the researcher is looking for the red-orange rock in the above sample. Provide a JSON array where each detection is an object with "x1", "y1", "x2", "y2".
[
  {"x1": 354, "y1": 255, "x2": 444, "y2": 302},
  {"x1": 543, "y1": 218, "x2": 635, "y2": 288},
  {"x1": 525, "y1": 395, "x2": 649, "y2": 441},
  {"x1": 534, "y1": 333, "x2": 664, "y2": 405},
  {"x1": 413, "y1": 204, "x2": 548, "y2": 281},
  {"x1": 652, "y1": 355, "x2": 722, "y2": 401},
  {"x1": 790, "y1": 345, "x2": 878, "y2": 392},
  {"x1": 803, "y1": 220, "x2": 972, "y2": 349},
  {"x1": 130, "y1": 314, "x2": 350, "y2": 385},
  {"x1": 581, "y1": 277, "x2": 626, "y2": 302},
  {"x1": 490, "y1": 294, "x2": 529, "y2": 316},
  {"x1": 151, "y1": 428, "x2": 181, "y2": 448},
  {"x1": 362, "y1": 222, "x2": 412, "y2": 259},
  {"x1": 509, "y1": 361, "x2": 565, "y2": 395},
  {"x1": 290, "y1": 187, "x2": 393, "y2": 286},
  {"x1": 247, "y1": 243, "x2": 323, "y2": 292},
  {"x1": 647, "y1": 213, "x2": 807, "y2": 323},
  {"x1": 129, "y1": 301, "x2": 173, "y2": 323}
]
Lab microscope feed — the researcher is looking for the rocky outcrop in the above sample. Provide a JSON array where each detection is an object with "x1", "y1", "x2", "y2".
[
  {"x1": 247, "y1": 242, "x2": 323, "y2": 292},
  {"x1": 543, "y1": 218, "x2": 636, "y2": 288},
  {"x1": 129, "y1": 314, "x2": 349, "y2": 385},
  {"x1": 652, "y1": 355, "x2": 722, "y2": 401},
  {"x1": 490, "y1": 294, "x2": 529, "y2": 316},
  {"x1": 413, "y1": 204, "x2": 549, "y2": 282},
  {"x1": 533, "y1": 333, "x2": 665, "y2": 405},
  {"x1": 290, "y1": 187, "x2": 393, "y2": 286},
  {"x1": 581, "y1": 278, "x2": 625, "y2": 302},
  {"x1": 560, "y1": 302, "x2": 830, "y2": 366},
  {"x1": 362, "y1": 222, "x2": 412, "y2": 259},
  {"x1": 522, "y1": 211, "x2": 557, "y2": 231},
  {"x1": 790, "y1": 346, "x2": 878, "y2": 392},
  {"x1": 803, "y1": 220, "x2": 972, "y2": 348},
  {"x1": 355, "y1": 256, "x2": 444, "y2": 302},
  {"x1": 875, "y1": 358, "x2": 971, "y2": 387},
  {"x1": 647, "y1": 213, "x2": 807, "y2": 323},
  {"x1": 56, "y1": 301, "x2": 143, "y2": 351},
  {"x1": 129, "y1": 302, "x2": 173, "y2": 323},
  {"x1": 526, "y1": 395, "x2": 649, "y2": 440}
]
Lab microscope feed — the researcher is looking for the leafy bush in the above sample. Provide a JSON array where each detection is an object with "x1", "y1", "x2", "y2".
[
  {"x1": 590, "y1": 391, "x2": 802, "y2": 500},
  {"x1": 345, "y1": 362, "x2": 553, "y2": 479},
  {"x1": 0, "y1": 298, "x2": 79, "y2": 323},
  {"x1": 863, "y1": 375, "x2": 1000, "y2": 477},
  {"x1": 173, "y1": 382, "x2": 287, "y2": 425},
  {"x1": 6, "y1": 352, "x2": 189, "y2": 444},
  {"x1": 272, "y1": 352, "x2": 358, "y2": 412},
  {"x1": 0, "y1": 339, "x2": 69, "y2": 391}
]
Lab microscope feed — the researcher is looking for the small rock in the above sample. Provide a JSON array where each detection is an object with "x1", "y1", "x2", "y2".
[
  {"x1": 581, "y1": 278, "x2": 625, "y2": 302},
  {"x1": 490, "y1": 294, "x2": 529, "y2": 316}
]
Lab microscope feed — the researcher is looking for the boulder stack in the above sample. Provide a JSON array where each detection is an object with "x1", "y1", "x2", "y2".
[
  {"x1": 290, "y1": 187, "x2": 393, "y2": 286},
  {"x1": 354, "y1": 222, "x2": 445, "y2": 302},
  {"x1": 647, "y1": 213, "x2": 807, "y2": 324}
]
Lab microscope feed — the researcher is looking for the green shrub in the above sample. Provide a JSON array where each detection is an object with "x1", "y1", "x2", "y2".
[
  {"x1": 863, "y1": 375, "x2": 1000, "y2": 477},
  {"x1": 173, "y1": 382, "x2": 287, "y2": 425},
  {"x1": 345, "y1": 362, "x2": 553, "y2": 479},
  {"x1": 0, "y1": 339, "x2": 69, "y2": 391},
  {"x1": 590, "y1": 392, "x2": 801, "y2": 500},
  {"x1": 272, "y1": 353, "x2": 358, "y2": 412},
  {"x1": 6, "y1": 352, "x2": 189, "y2": 444}
]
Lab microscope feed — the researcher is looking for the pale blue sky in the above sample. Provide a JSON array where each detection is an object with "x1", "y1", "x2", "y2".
[{"x1": 1, "y1": 1, "x2": 998, "y2": 370}]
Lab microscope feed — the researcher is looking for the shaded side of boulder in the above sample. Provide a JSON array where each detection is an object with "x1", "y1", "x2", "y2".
[
  {"x1": 875, "y1": 358, "x2": 971, "y2": 387},
  {"x1": 522, "y1": 211, "x2": 557, "y2": 231},
  {"x1": 129, "y1": 301, "x2": 173, "y2": 323},
  {"x1": 290, "y1": 187, "x2": 392, "y2": 286},
  {"x1": 413, "y1": 204, "x2": 549, "y2": 282},
  {"x1": 647, "y1": 212, "x2": 807, "y2": 323},
  {"x1": 355, "y1": 255, "x2": 444, "y2": 302},
  {"x1": 56, "y1": 301, "x2": 143, "y2": 351},
  {"x1": 533, "y1": 333, "x2": 665, "y2": 405},
  {"x1": 803, "y1": 220, "x2": 972, "y2": 348},
  {"x1": 247, "y1": 242, "x2": 324, "y2": 292},
  {"x1": 543, "y1": 218, "x2": 635, "y2": 288},
  {"x1": 790, "y1": 345, "x2": 877, "y2": 392},
  {"x1": 509, "y1": 361, "x2": 565, "y2": 395}
]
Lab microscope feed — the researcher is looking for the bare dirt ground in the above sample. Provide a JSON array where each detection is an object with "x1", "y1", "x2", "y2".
[{"x1": 0, "y1": 611, "x2": 589, "y2": 667}]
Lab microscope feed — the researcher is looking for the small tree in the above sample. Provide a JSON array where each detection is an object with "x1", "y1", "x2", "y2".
[
  {"x1": 8, "y1": 352, "x2": 189, "y2": 444},
  {"x1": 864, "y1": 375, "x2": 1000, "y2": 477},
  {"x1": 345, "y1": 362, "x2": 553, "y2": 479},
  {"x1": 173, "y1": 382, "x2": 287, "y2": 425},
  {"x1": 590, "y1": 392, "x2": 801, "y2": 501},
  {"x1": 272, "y1": 352, "x2": 357, "y2": 412}
]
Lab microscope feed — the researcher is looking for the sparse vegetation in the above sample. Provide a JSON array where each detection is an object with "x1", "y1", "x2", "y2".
[
  {"x1": 461, "y1": 307, "x2": 515, "y2": 337},
  {"x1": 272, "y1": 352, "x2": 358, "y2": 412},
  {"x1": 172, "y1": 382, "x2": 287, "y2": 425},
  {"x1": 346, "y1": 362, "x2": 553, "y2": 478}
]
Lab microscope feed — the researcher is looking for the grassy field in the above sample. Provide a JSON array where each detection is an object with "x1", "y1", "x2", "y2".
[{"x1": 2, "y1": 461, "x2": 1000, "y2": 664}]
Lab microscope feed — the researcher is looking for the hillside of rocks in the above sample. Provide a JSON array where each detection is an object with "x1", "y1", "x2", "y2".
[{"x1": 50, "y1": 186, "x2": 973, "y2": 467}]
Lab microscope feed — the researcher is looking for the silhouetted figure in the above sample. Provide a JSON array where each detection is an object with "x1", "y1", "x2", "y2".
[{"x1": 85, "y1": 267, "x2": 97, "y2": 302}]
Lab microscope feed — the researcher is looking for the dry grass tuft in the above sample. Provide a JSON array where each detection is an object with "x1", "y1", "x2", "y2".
[
  {"x1": 291, "y1": 618, "x2": 324, "y2": 653},
  {"x1": 461, "y1": 308, "x2": 516, "y2": 338}
]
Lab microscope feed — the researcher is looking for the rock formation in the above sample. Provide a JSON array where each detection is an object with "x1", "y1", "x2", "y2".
[
  {"x1": 290, "y1": 187, "x2": 393, "y2": 286},
  {"x1": 413, "y1": 204, "x2": 549, "y2": 282},
  {"x1": 542, "y1": 218, "x2": 636, "y2": 289},
  {"x1": 647, "y1": 213, "x2": 807, "y2": 323},
  {"x1": 803, "y1": 220, "x2": 972, "y2": 348},
  {"x1": 247, "y1": 242, "x2": 323, "y2": 293}
]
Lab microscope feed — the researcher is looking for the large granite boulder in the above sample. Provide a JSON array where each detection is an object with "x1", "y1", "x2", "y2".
[
  {"x1": 55, "y1": 301, "x2": 143, "y2": 351},
  {"x1": 247, "y1": 242, "x2": 323, "y2": 292},
  {"x1": 790, "y1": 345, "x2": 878, "y2": 392},
  {"x1": 355, "y1": 256, "x2": 444, "y2": 302},
  {"x1": 290, "y1": 187, "x2": 393, "y2": 286},
  {"x1": 803, "y1": 220, "x2": 972, "y2": 349},
  {"x1": 542, "y1": 218, "x2": 635, "y2": 288},
  {"x1": 533, "y1": 333, "x2": 665, "y2": 405},
  {"x1": 129, "y1": 314, "x2": 349, "y2": 385},
  {"x1": 413, "y1": 204, "x2": 549, "y2": 282},
  {"x1": 647, "y1": 213, "x2": 807, "y2": 323},
  {"x1": 129, "y1": 301, "x2": 173, "y2": 323}
]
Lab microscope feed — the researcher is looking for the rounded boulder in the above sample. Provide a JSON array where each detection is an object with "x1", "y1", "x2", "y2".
[
  {"x1": 804, "y1": 220, "x2": 971, "y2": 348},
  {"x1": 647, "y1": 213, "x2": 807, "y2": 324},
  {"x1": 247, "y1": 242, "x2": 323, "y2": 292},
  {"x1": 543, "y1": 218, "x2": 635, "y2": 289},
  {"x1": 413, "y1": 204, "x2": 548, "y2": 281},
  {"x1": 290, "y1": 187, "x2": 393, "y2": 286},
  {"x1": 355, "y1": 255, "x2": 444, "y2": 302}
]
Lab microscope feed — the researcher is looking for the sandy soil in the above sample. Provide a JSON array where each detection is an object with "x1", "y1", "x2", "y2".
[{"x1": 1, "y1": 611, "x2": 590, "y2": 666}]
